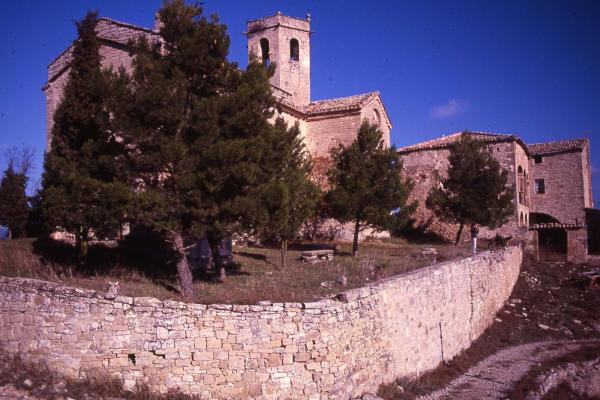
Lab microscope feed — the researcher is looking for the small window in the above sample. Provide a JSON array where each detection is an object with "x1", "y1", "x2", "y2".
[
  {"x1": 260, "y1": 38, "x2": 270, "y2": 66},
  {"x1": 420, "y1": 173, "x2": 427, "y2": 181},
  {"x1": 290, "y1": 38, "x2": 299, "y2": 61},
  {"x1": 534, "y1": 179, "x2": 545, "y2": 194},
  {"x1": 373, "y1": 109, "x2": 381, "y2": 126},
  {"x1": 517, "y1": 166, "x2": 525, "y2": 205},
  {"x1": 534, "y1": 155, "x2": 543, "y2": 164}
]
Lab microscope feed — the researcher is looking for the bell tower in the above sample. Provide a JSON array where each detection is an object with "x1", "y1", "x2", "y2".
[{"x1": 246, "y1": 12, "x2": 311, "y2": 107}]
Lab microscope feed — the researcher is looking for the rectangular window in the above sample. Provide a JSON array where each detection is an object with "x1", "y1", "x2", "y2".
[
  {"x1": 534, "y1": 179, "x2": 545, "y2": 194},
  {"x1": 534, "y1": 155, "x2": 543, "y2": 164}
]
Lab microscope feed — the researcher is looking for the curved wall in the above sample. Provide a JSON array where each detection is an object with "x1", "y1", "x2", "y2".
[{"x1": 0, "y1": 247, "x2": 522, "y2": 399}]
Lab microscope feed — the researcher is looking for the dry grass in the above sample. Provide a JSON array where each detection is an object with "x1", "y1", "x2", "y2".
[
  {"x1": 0, "y1": 238, "x2": 179, "y2": 300},
  {"x1": 0, "y1": 352, "x2": 201, "y2": 400},
  {"x1": 0, "y1": 237, "x2": 471, "y2": 304}
]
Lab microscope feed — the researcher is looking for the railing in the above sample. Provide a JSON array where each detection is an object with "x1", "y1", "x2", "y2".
[{"x1": 530, "y1": 220, "x2": 584, "y2": 230}]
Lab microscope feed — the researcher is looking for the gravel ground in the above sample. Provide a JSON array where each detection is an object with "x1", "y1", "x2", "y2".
[{"x1": 418, "y1": 339, "x2": 600, "y2": 400}]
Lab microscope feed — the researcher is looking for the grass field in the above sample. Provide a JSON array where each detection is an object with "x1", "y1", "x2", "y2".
[{"x1": 0, "y1": 237, "x2": 471, "y2": 304}]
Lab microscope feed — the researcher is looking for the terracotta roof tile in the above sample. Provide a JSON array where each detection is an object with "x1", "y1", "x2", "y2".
[
  {"x1": 305, "y1": 92, "x2": 378, "y2": 115},
  {"x1": 398, "y1": 131, "x2": 518, "y2": 153},
  {"x1": 528, "y1": 138, "x2": 587, "y2": 155}
]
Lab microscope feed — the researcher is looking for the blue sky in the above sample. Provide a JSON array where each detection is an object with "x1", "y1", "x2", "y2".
[{"x1": 1, "y1": 0, "x2": 599, "y2": 201}]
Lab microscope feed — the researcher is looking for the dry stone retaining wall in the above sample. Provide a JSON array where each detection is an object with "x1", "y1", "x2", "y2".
[{"x1": 0, "y1": 247, "x2": 522, "y2": 399}]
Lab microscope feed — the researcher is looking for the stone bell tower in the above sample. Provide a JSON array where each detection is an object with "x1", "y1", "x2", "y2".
[{"x1": 246, "y1": 12, "x2": 311, "y2": 107}]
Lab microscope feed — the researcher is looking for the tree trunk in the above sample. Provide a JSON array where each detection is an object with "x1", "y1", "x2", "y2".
[
  {"x1": 208, "y1": 237, "x2": 226, "y2": 282},
  {"x1": 75, "y1": 228, "x2": 89, "y2": 264},
  {"x1": 280, "y1": 239, "x2": 287, "y2": 269},
  {"x1": 352, "y1": 220, "x2": 360, "y2": 257},
  {"x1": 454, "y1": 222, "x2": 464, "y2": 245},
  {"x1": 173, "y1": 232, "x2": 194, "y2": 298}
]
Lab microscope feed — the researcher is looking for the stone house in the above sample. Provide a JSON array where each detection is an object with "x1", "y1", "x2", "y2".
[
  {"x1": 398, "y1": 131, "x2": 596, "y2": 262},
  {"x1": 44, "y1": 13, "x2": 392, "y2": 159},
  {"x1": 528, "y1": 139, "x2": 595, "y2": 262}
]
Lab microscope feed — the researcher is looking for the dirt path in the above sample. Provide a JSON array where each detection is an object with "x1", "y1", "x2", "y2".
[{"x1": 419, "y1": 339, "x2": 600, "y2": 400}]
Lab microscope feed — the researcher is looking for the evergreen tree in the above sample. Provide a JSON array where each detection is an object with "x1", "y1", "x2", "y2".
[
  {"x1": 41, "y1": 12, "x2": 130, "y2": 260},
  {"x1": 426, "y1": 134, "x2": 515, "y2": 244},
  {"x1": 26, "y1": 189, "x2": 44, "y2": 238},
  {"x1": 259, "y1": 119, "x2": 319, "y2": 268},
  {"x1": 114, "y1": 0, "x2": 294, "y2": 294},
  {"x1": 326, "y1": 121, "x2": 416, "y2": 256},
  {"x1": 0, "y1": 166, "x2": 28, "y2": 238}
]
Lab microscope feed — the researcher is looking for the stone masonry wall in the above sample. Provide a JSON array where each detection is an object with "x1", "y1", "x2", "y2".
[
  {"x1": 247, "y1": 15, "x2": 311, "y2": 107},
  {"x1": 400, "y1": 141, "x2": 524, "y2": 242},
  {"x1": 359, "y1": 97, "x2": 391, "y2": 148},
  {"x1": 530, "y1": 151, "x2": 587, "y2": 224},
  {"x1": 0, "y1": 247, "x2": 522, "y2": 399},
  {"x1": 45, "y1": 17, "x2": 155, "y2": 148},
  {"x1": 306, "y1": 112, "x2": 362, "y2": 157}
]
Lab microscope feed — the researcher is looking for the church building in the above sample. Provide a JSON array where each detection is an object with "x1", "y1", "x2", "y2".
[
  {"x1": 43, "y1": 12, "x2": 392, "y2": 159},
  {"x1": 245, "y1": 13, "x2": 391, "y2": 157}
]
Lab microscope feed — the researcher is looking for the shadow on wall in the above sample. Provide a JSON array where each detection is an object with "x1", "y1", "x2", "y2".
[
  {"x1": 586, "y1": 208, "x2": 600, "y2": 255},
  {"x1": 530, "y1": 212, "x2": 568, "y2": 261}
]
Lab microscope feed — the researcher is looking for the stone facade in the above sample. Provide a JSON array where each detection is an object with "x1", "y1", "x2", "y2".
[
  {"x1": 247, "y1": 14, "x2": 311, "y2": 107},
  {"x1": 399, "y1": 132, "x2": 531, "y2": 242},
  {"x1": 528, "y1": 139, "x2": 593, "y2": 262},
  {"x1": 43, "y1": 18, "x2": 159, "y2": 150},
  {"x1": 0, "y1": 247, "x2": 522, "y2": 399},
  {"x1": 245, "y1": 13, "x2": 391, "y2": 158},
  {"x1": 399, "y1": 133, "x2": 594, "y2": 262},
  {"x1": 44, "y1": 14, "x2": 392, "y2": 159},
  {"x1": 529, "y1": 139, "x2": 592, "y2": 224}
]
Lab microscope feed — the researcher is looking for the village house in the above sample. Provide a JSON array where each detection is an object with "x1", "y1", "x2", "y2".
[{"x1": 399, "y1": 131, "x2": 597, "y2": 262}]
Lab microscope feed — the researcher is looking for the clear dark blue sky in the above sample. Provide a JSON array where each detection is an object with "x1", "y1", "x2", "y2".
[{"x1": 1, "y1": 1, "x2": 599, "y2": 202}]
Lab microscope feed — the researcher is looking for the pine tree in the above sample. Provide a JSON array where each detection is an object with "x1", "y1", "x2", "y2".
[
  {"x1": 326, "y1": 121, "x2": 416, "y2": 256},
  {"x1": 41, "y1": 12, "x2": 130, "y2": 260},
  {"x1": 259, "y1": 119, "x2": 319, "y2": 268},
  {"x1": 114, "y1": 0, "x2": 292, "y2": 294},
  {"x1": 0, "y1": 166, "x2": 29, "y2": 238},
  {"x1": 426, "y1": 134, "x2": 515, "y2": 244}
]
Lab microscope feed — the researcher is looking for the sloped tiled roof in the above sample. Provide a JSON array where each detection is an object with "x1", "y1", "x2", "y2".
[
  {"x1": 398, "y1": 131, "x2": 521, "y2": 153},
  {"x1": 305, "y1": 92, "x2": 378, "y2": 115},
  {"x1": 528, "y1": 138, "x2": 588, "y2": 155}
]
